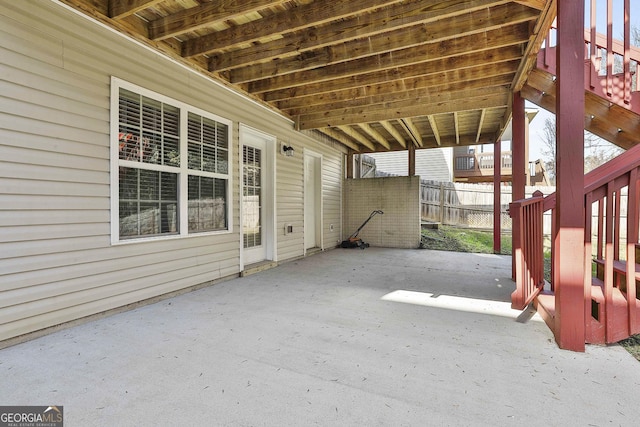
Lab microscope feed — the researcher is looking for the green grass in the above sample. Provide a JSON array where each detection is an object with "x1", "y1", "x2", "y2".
[
  {"x1": 421, "y1": 225, "x2": 512, "y2": 255},
  {"x1": 421, "y1": 225, "x2": 640, "y2": 361}
]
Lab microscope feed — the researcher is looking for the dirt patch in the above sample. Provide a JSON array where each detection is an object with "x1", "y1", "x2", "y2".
[{"x1": 620, "y1": 335, "x2": 640, "y2": 361}]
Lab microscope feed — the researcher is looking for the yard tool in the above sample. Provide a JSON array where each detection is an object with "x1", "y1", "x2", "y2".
[{"x1": 341, "y1": 210, "x2": 383, "y2": 249}]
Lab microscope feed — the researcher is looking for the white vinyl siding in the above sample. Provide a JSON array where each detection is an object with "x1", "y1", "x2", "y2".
[
  {"x1": 0, "y1": 0, "x2": 344, "y2": 342},
  {"x1": 368, "y1": 148, "x2": 453, "y2": 182}
]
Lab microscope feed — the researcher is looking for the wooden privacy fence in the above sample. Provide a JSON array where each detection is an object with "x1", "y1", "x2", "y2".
[{"x1": 420, "y1": 180, "x2": 556, "y2": 231}]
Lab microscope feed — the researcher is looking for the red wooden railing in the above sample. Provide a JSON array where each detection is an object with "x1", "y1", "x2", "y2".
[
  {"x1": 538, "y1": 0, "x2": 640, "y2": 114},
  {"x1": 454, "y1": 151, "x2": 513, "y2": 179},
  {"x1": 583, "y1": 143, "x2": 640, "y2": 343},
  {"x1": 509, "y1": 191, "x2": 545, "y2": 310},
  {"x1": 511, "y1": 143, "x2": 640, "y2": 344}
]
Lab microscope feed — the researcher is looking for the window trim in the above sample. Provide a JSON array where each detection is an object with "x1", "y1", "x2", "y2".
[{"x1": 110, "y1": 77, "x2": 233, "y2": 244}]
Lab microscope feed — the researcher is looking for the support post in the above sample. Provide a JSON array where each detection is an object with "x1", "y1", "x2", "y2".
[
  {"x1": 346, "y1": 150, "x2": 354, "y2": 179},
  {"x1": 408, "y1": 144, "x2": 416, "y2": 177},
  {"x1": 512, "y1": 92, "x2": 526, "y2": 202},
  {"x1": 555, "y1": 0, "x2": 586, "y2": 351},
  {"x1": 525, "y1": 112, "x2": 531, "y2": 186},
  {"x1": 512, "y1": 92, "x2": 526, "y2": 279},
  {"x1": 494, "y1": 139, "x2": 501, "y2": 254}
]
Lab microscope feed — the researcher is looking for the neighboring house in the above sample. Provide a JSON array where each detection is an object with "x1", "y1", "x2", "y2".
[
  {"x1": 0, "y1": 2, "x2": 346, "y2": 342},
  {"x1": 365, "y1": 148, "x2": 453, "y2": 182}
]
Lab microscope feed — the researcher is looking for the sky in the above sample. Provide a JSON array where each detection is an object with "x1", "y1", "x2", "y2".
[{"x1": 527, "y1": 104, "x2": 553, "y2": 161}]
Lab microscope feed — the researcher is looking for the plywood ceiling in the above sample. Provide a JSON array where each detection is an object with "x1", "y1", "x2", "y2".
[{"x1": 60, "y1": 0, "x2": 556, "y2": 153}]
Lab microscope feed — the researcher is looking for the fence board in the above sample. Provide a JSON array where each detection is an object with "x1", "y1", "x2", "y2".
[{"x1": 420, "y1": 180, "x2": 556, "y2": 232}]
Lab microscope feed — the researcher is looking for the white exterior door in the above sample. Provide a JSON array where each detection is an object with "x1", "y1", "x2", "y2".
[{"x1": 241, "y1": 127, "x2": 274, "y2": 266}]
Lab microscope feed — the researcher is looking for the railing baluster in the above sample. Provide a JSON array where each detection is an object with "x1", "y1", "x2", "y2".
[
  {"x1": 614, "y1": 189, "x2": 622, "y2": 261},
  {"x1": 624, "y1": 0, "x2": 631, "y2": 104},
  {"x1": 605, "y1": 182, "x2": 615, "y2": 341},
  {"x1": 607, "y1": 0, "x2": 613, "y2": 96},
  {"x1": 627, "y1": 168, "x2": 639, "y2": 333},
  {"x1": 538, "y1": 201, "x2": 544, "y2": 285},
  {"x1": 585, "y1": 191, "x2": 594, "y2": 339},
  {"x1": 597, "y1": 198, "x2": 605, "y2": 260},
  {"x1": 590, "y1": 0, "x2": 597, "y2": 88}
]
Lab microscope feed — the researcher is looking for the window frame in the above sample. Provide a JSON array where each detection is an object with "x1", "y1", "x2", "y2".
[{"x1": 110, "y1": 77, "x2": 233, "y2": 244}]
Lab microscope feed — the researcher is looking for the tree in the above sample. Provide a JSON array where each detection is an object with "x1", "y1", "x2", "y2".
[
  {"x1": 539, "y1": 117, "x2": 557, "y2": 184},
  {"x1": 540, "y1": 116, "x2": 623, "y2": 185}
]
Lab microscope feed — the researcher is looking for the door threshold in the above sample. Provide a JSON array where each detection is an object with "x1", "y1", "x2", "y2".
[
  {"x1": 305, "y1": 247, "x2": 323, "y2": 256},
  {"x1": 241, "y1": 260, "x2": 278, "y2": 277}
]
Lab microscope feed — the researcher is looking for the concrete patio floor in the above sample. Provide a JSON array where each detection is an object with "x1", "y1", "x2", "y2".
[{"x1": 1, "y1": 248, "x2": 639, "y2": 426}]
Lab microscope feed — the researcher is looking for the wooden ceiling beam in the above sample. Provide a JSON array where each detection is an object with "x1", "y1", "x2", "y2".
[
  {"x1": 403, "y1": 118, "x2": 424, "y2": 147},
  {"x1": 248, "y1": 23, "x2": 531, "y2": 93},
  {"x1": 380, "y1": 121, "x2": 407, "y2": 149},
  {"x1": 149, "y1": 1, "x2": 287, "y2": 41},
  {"x1": 297, "y1": 91, "x2": 509, "y2": 130},
  {"x1": 475, "y1": 109, "x2": 487, "y2": 143},
  {"x1": 182, "y1": 0, "x2": 403, "y2": 57},
  {"x1": 273, "y1": 48, "x2": 520, "y2": 101},
  {"x1": 225, "y1": 3, "x2": 537, "y2": 83},
  {"x1": 109, "y1": 0, "x2": 163, "y2": 19},
  {"x1": 210, "y1": 0, "x2": 511, "y2": 72},
  {"x1": 267, "y1": 52, "x2": 521, "y2": 102},
  {"x1": 316, "y1": 128, "x2": 360, "y2": 151},
  {"x1": 513, "y1": 0, "x2": 548, "y2": 11},
  {"x1": 280, "y1": 72, "x2": 515, "y2": 116},
  {"x1": 358, "y1": 124, "x2": 392, "y2": 150},
  {"x1": 427, "y1": 116, "x2": 441, "y2": 146},
  {"x1": 454, "y1": 112, "x2": 460, "y2": 144},
  {"x1": 336, "y1": 126, "x2": 376, "y2": 151}
]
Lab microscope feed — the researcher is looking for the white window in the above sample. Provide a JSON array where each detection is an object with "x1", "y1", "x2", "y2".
[{"x1": 111, "y1": 78, "x2": 232, "y2": 243}]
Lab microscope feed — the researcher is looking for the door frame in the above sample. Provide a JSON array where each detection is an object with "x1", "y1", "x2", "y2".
[
  {"x1": 304, "y1": 149, "x2": 323, "y2": 254},
  {"x1": 239, "y1": 124, "x2": 276, "y2": 270}
]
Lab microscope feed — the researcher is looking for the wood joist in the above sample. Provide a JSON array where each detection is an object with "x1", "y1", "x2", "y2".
[{"x1": 61, "y1": 0, "x2": 552, "y2": 153}]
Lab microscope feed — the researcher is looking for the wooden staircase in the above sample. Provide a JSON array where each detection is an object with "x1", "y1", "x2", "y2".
[
  {"x1": 511, "y1": 142, "x2": 640, "y2": 346},
  {"x1": 589, "y1": 245, "x2": 640, "y2": 344},
  {"x1": 522, "y1": 16, "x2": 640, "y2": 150},
  {"x1": 522, "y1": 68, "x2": 640, "y2": 150},
  {"x1": 509, "y1": 0, "x2": 640, "y2": 349}
]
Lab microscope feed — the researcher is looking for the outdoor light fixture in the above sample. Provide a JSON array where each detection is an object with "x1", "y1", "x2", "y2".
[{"x1": 281, "y1": 143, "x2": 295, "y2": 157}]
